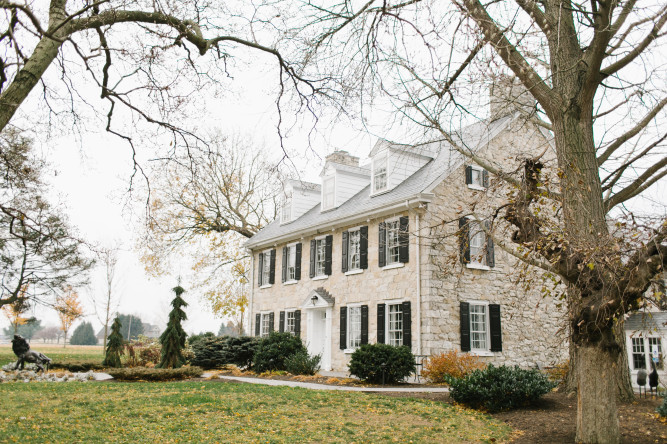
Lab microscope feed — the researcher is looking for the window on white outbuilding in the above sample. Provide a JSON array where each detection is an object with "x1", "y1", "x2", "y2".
[{"x1": 632, "y1": 337, "x2": 646, "y2": 369}]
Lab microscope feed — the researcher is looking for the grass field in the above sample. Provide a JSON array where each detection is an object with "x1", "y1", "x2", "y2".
[
  {"x1": 0, "y1": 344, "x2": 104, "y2": 367},
  {"x1": 0, "y1": 381, "x2": 511, "y2": 443}
]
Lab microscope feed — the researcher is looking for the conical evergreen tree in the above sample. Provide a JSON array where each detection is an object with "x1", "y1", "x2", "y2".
[
  {"x1": 103, "y1": 317, "x2": 124, "y2": 367},
  {"x1": 158, "y1": 285, "x2": 188, "y2": 368}
]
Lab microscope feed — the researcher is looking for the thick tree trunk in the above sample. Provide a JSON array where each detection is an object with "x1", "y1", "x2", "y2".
[{"x1": 575, "y1": 343, "x2": 621, "y2": 444}]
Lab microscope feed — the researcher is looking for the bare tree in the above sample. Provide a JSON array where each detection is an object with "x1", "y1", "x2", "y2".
[
  {"x1": 141, "y1": 133, "x2": 280, "y2": 321},
  {"x1": 303, "y1": 1, "x2": 667, "y2": 443},
  {"x1": 90, "y1": 245, "x2": 122, "y2": 347}
]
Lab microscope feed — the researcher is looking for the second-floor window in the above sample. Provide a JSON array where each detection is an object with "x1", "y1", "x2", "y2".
[
  {"x1": 315, "y1": 239, "x2": 326, "y2": 276},
  {"x1": 342, "y1": 227, "x2": 368, "y2": 273},
  {"x1": 348, "y1": 230, "x2": 360, "y2": 270},
  {"x1": 465, "y1": 165, "x2": 489, "y2": 189},
  {"x1": 386, "y1": 220, "x2": 400, "y2": 265},
  {"x1": 378, "y1": 217, "x2": 409, "y2": 267},
  {"x1": 459, "y1": 218, "x2": 495, "y2": 268},
  {"x1": 282, "y1": 243, "x2": 301, "y2": 283},
  {"x1": 257, "y1": 249, "x2": 275, "y2": 287},
  {"x1": 310, "y1": 235, "x2": 332, "y2": 278}
]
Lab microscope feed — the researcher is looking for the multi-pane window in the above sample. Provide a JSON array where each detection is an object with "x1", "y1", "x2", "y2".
[
  {"x1": 322, "y1": 176, "x2": 335, "y2": 210},
  {"x1": 386, "y1": 220, "x2": 400, "y2": 265},
  {"x1": 286, "y1": 245, "x2": 296, "y2": 281},
  {"x1": 286, "y1": 311, "x2": 296, "y2": 335},
  {"x1": 649, "y1": 337, "x2": 664, "y2": 370},
  {"x1": 373, "y1": 157, "x2": 387, "y2": 192},
  {"x1": 470, "y1": 304, "x2": 488, "y2": 350},
  {"x1": 348, "y1": 230, "x2": 361, "y2": 270},
  {"x1": 387, "y1": 303, "x2": 403, "y2": 346},
  {"x1": 281, "y1": 195, "x2": 292, "y2": 223},
  {"x1": 348, "y1": 306, "x2": 362, "y2": 348},
  {"x1": 469, "y1": 222, "x2": 486, "y2": 265},
  {"x1": 632, "y1": 337, "x2": 646, "y2": 369},
  {"x1": 260, "y1": 314, "x2": 271, "y2": 337},
  {"x1": 261, "y1": 251, "x2": 271, "y2": 285},
  {"x1": 315, "y1": 238, "x2": 326, "y2": 276},
  {"x1": 470, "y1": 167, "x2": 483, "y2": 187}
]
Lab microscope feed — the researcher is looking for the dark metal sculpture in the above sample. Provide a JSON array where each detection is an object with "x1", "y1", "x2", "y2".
[
  {"x1": 11, "y1": 334, "x2": 52, "y2": 372},
  {"x1": 637, "y1": 369, "x2": 647, "y2": 398},
  {"x1": 649, "y1": 361, "x2": 659, "y2": 397}
]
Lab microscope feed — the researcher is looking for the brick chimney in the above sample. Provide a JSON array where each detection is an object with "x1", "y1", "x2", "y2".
[
  {"x1": 489, "y1": 76, "x2": 536, "y2": 121},
  {"x1": 325, "y1": 150, "x2": 360, "y2": 168}
]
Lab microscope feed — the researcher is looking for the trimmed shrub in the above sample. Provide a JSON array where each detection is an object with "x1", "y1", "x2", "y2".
[
  {"x1": 658, "y1": 395, "x2": 667, "y2": 418},
  {"x1": 348, "y1": 344, "x2": 415, "y2": 384},
  {"x1": 107, "y1": 366, "x2": 203, "y2": 381},
  {"x1": 188, "y1": 332, "x2": 215, "y2": 347},
  {"x1": 285, "y1": 350, "x2": 321, "y2": 376},
  {"x1": 191, "y1": 336, "x2": 258, "y2": 369},
  {"x1": 421, "y1": 350, "x2": 485, "y2": 384},
  {"x1": 253, "y1": 332, "x2": 306, "y2": 373},
  {"x1": 50, "y1": 361, "x2": 106, "y2": 372},
  {"x1": 448, "y1": 364, "x2": 557, "y2": 412}
]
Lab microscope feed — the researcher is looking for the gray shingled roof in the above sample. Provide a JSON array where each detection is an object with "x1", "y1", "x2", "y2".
[
  {"x1": 246, "y1": 115, "x2": 515, "y2": 249},
  {"x1": 625, "y1": 312, "x2": 667, "y2": 332}
]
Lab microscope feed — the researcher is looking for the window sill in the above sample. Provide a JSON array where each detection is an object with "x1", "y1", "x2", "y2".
[
  {"x1": 370, "y1": 188, "x2": 390, "y2": 197},
  {"x1": 283, "y1": 280, "x2": 298, "y2": 286},
  {"x1": 382, "y1": 262, "x2": 405, "y2": 271},
  {"x1": 470, "y1": 350, "x2": 495, "y2": 357},
  {"x1": 259, "y1": 284, "x2": 273, "y2": 289},
  {"x1": 312, "y1": 275, "x2": 328, "y2": 281},
  {"x1": 345, "y1": 269, "x2": 364, "y2": 276},
  {"x1": 467, "y1": 184, "x2": 487, "y2": 191},
  {"x1": 343, "y1": 348, "x2": 358, "y2": 354},
  {"x1": 466, "y1": 263, "x2": 491, "y2": 271}
]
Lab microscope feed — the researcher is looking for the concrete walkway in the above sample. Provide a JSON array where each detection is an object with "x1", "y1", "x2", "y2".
[{"x1": 214, "y1": 375, "x2": 449, "y2": 393}]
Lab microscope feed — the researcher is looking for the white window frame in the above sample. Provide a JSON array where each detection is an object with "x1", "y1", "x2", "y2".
[
  {"x1": 385, "y1": 219, "x2": 401, "y2": 266},
  {"x1": 468, "y1": 165, "x2": 486, "y2": 191},
  {"x1": 346, "y1": 304, "x2": 363, "y2": 350},
  {"x1": 467, "y1": 301, "x2": 491, "y2": 355},
  {"x1": 631, "y1": 336, "x2": 664, "y2": 370},
  {"x1": 260, "y1": 312, "x2": 271, "y2": 337},
  {"x1": 386, "y1": 302, "x2": 404, "y2": 347},
  {"x1": 468, "y1": 221, "x2": 487, "y2": 267},
  {"x1": 260, "y1": 250, "x2": 272, "y2": 288},
  {"x1": 347, "y1": 228, "x2": 361, "y2": 272},
  {"x1": 631, "y1": 336, "x2": 646, "y2": 370},
  {"x1": 314, "y1": 236, "x2": 327, "y2": 278},
  {"x1": 280, "y1": 194, "x2": 292, "y2": 223},
  {"x1": 285, "y1": 310, "x2": 297, "y2": 336},
  {"x1": 372, "y1": 155, "x2": 388, "y2": 194},
  {"x1": 284, "y1": 243, "x2": 297, "y2": 284},
  {"x1": 322, "y1": 176, "x2": 336, "y2": 210}
]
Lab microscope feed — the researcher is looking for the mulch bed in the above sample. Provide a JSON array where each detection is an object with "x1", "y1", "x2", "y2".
[{"x1": 380, "y1": 390, "x2": 667, "y2": 444}]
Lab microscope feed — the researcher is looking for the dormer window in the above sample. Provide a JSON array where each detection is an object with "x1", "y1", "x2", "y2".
[
  {"x1": 280, "y1": 194, "x2": 292, "y2": 223},
  {"x1": 372, "y1": 156, "x2": 387, "y2": 193},
  {"x1": 322, "y1": 176, "x2": 335, "y2": 210}
]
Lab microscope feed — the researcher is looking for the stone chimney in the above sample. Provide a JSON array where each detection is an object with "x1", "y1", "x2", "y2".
[
  {"x1": 489, "y1": 76, "x2": 536, "y2": 121},
  {"x1": 325, "y1": 150, "x2": 359, "y2": 168}
]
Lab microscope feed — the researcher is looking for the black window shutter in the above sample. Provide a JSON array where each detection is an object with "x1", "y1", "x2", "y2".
[
  {"x1": 482, "y1": 169, "x2": 489, "y2": 188},
  {"x1": 281, "y1": 247, "x2": 288, "y2": 282},
  {"x1": 402, "y1": 301, "x2": 412, "y2": 349},
  {"x1": 485, "y1": 220, "x2": 495, "y2": 267},
  {"x1": 269, "y1": 249, "x2": 276, "y2": 284},
  {"x1": 255, "y1": 314, "x2": 261, "y2": 336},
  {"x1": 279, "y1": 311, "x2": 285, "y2": 333},
  {"x1": 378, "y1": 222, "x2": 387, "y2": 267},
  {"x1": 257, "y1": 253, "x2": 264, "y2": 286},
  {"x1": 324, "y1": 235, "x2": 333, "y2": 275},
  {"x1": 361, "y1": 305, "x2": 369, "y2": 345},
  {"x1": 360, "y1": 226, "x2": 368, "y2": 269},
  {"x1": 459, "y1": 217, "x2": 470, "y2": 264},
  {"x1": 489, "y1": 304, "x2": 502, "y2": 352},
  {"x1": 377, "y1": 303, "x2": 386, "y2": 344},
  {"x1": 295, "y1": 243, "x2": 302, "y2": 280},
  {"x1": 309, "y1": 240, "x2": 316, "y2": 278},
  {"x1": 465, "y1": 166, "x2": 473, "y2": 185},
  {"x1": 341, "y1": 231, "x2": 349, "y2": 273},
  {"x1": 340, "y1": 306, "x2": 347, "y2": 350},
  {"x1": 460, "y1": 302, "x2": 471, "y2": 352},
  {"x1": 269, "y1": 312, "x2": 275, "y2": 333},
  {"x1": 294, "y1": 310, "x2": 301, "y2": 338},
  {"x1": 399, "y1": 216, "x2": 409, "y2": 263}
]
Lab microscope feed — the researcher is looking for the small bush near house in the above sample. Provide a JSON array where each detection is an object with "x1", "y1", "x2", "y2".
[
  {"x1": 285, "y1": 350, "x2": 321, "y2": 375},
  {"x1": 106, "y1": 366, "x2": 203, "y2": 381},
  {"x1": 190, "y1": 336, "x2": 258, "y2": 369},
  {"x1": 421, "y1": 350, "x2": 485, "y2": 384},
  {"x1": 657, "y1": 395, "x2": 667, "y2": 417},
  {"x1": 253, "y1": 332, "x2": 306, "y2": 373},
  {"x1": 448, "y1": 364, "x2": 557, "y2": 412},
  {"x1": 348, "y1": 344, "x2": 415, "y2": 384}
]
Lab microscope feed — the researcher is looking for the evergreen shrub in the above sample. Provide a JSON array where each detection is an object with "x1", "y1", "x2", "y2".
[
  {"x1": 285, "y1": 350, "x2": 321, "y2": 375},
  {"x1": 448, "y1": 364, "x2": 557, "y2": 412},
  {"x1": 190, "y1": 336, "x2": 258, "y2": 369},
  {"x1": 657, "y1": 395, "x2": 667, "y2": 417},
  {"x1": 253, "y1": 332, "x2": 306, "y2": 373},
  {"x1": 348, "y1": 344, "x2": 415, "y2": 384},
  {"x1": 188, "y1": 332, "x2": 215, "y2": 346},
  {"x1": 69, "y1": 322, "x2": 98, "y2": 345},
  {"x1": 421, "y1": 350, "x2": 485, "y2": 384},
  {"x1": 107, "y1": 366, "x2": 203, "y2": 381}
]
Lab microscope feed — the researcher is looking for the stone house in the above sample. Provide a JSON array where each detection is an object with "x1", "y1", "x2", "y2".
[{"x1": 246, "y1": 108, "x2": 568, "y2": 372}]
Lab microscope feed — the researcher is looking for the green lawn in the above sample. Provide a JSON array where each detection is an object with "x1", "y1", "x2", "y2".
[
  {"x1": 0, "y1": 344, "x2": 104, "y2": 367},
  {"x1": 0, "y1": 381, "x2": 511, "y2": 443}
]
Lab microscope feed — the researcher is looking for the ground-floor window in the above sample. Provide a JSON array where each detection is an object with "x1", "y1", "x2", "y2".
[
  {"x1": 286, "y1": 311, "x2": 296, "y2": 335},
  {"x1": 261, "y1": 313, "x2": 271, "y2": 337},
  {"x1": 631, "y1": 336, "x2": 664, "y2": 370},
  {"x1": 387, "y1": 303, "x2": 403, "y2": 346},
  {"x1": 348, "y1": 306, "x2": 362, "y2": 348}
]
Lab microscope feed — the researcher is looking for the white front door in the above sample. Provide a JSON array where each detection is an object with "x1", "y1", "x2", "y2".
[{"x1": 307, "y1": 308, "x2": 331, "y2": 370}]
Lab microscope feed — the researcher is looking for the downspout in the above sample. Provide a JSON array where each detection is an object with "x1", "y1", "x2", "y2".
[
  {"x1": 416, "y1": 212, "x2": 422, "y2": 355},
  {"x1": 249, "y1": 250, "x2": 255, "y2": 336}
]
